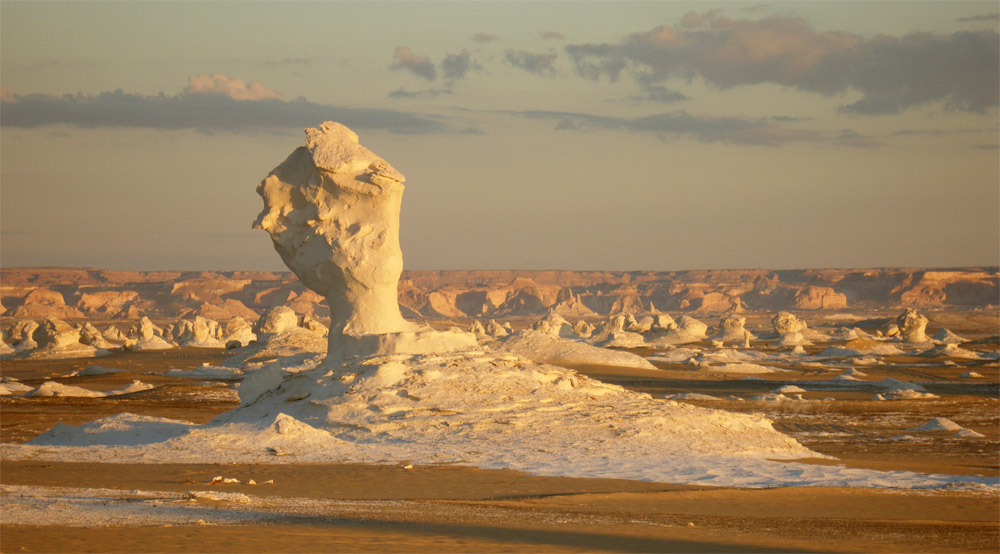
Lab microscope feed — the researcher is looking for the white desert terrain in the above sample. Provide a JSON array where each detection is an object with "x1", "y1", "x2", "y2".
[{"x1": 1, "y1": 123, "x2": 997, "y2": 553}]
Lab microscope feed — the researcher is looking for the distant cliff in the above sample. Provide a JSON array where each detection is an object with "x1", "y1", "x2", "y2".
[{"x1": 1, "y1": 267, "x2": 996, "y2": 322}]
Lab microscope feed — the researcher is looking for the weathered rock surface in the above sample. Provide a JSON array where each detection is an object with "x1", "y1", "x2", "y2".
[{"x1": 252, "y1": 122, "x2": 475, "y2": 361}]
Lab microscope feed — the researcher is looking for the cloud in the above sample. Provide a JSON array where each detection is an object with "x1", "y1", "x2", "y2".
[
  {"x1": 504, "y1": 50, "x2": 558, "y2": 76},
  {"x1": 565, "y1": 11, "x2": 999, "y2": 114},
  {"x1": 261, "y1": 57, "x2": 313, "y2": 67},
  {"x1": 473, "y1": 33, "x2": 499, "y2": 43},
  {"x1": 388, "y1": 87, "x2": 452, "y2": 99},
  {"x1": 505, "y1": 109, "x2": 825, "y2": 146},
  {"x1": 628, "y1": 85, "x2": 688, "y2": 103},
  {"x1": 956, "y1": 13, "x2": 999, "y2": 23},
  {"x1": 183, "y1": 73, "x2": 283, "y2": 101},
  {"x1": 441, "y1": 49, "x2": 474, "y2": 80},
  {"x1": 390, "y1": 46, "x2": 437, "y2": 80},
  {"x1": 0, "y1": 84, "x2": 445, "y2": 134},
  {"x1": 540, "y1": 31, "x2": 565, "y2": 40}
]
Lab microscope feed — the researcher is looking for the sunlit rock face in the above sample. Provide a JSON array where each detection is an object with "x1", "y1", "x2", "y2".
[
  {"x1": 254, "y1": 122, "x2": 475, "y2": 361},
  {"x1": 897, "y1": 308, "x2": 930, "y2": 343}
]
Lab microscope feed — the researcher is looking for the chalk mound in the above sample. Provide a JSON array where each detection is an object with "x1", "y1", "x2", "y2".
[
  {"x1": 909, "y1": 418, "x2": 962, "y2": 432},
  {"x1": 29, "y1": 351, "x2": 817, "y2": 483},
  {"x1": 490, "y1": 329, "x2": 657, "y2": 371},
  {"x1": 931, "y1": 328, "x2": 967, "y2": 345}
]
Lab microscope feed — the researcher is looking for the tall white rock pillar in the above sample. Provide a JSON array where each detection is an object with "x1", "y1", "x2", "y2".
[{"x1": 254, "y1": 122, "x2": 476, "y2": 362}]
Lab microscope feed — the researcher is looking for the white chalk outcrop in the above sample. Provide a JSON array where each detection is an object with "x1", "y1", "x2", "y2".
[
  {"x1": 589, "y1": 315, "x2": 646, "y2": 348},
  {"x1": 78, "y1": 323, "x2": 119, "y2": 350},
  {"x1": 253, "y1": 122, "x2": 475, "y2": 362},
  {"x1": 714, "y1": 314, "x2": 755, "y2": 344},
  {"x1": 896, "y1": 308, "x2": 930, "y2": 344},
  {"x1": 0, "y1": 331, "x2": 15, "y2": 357},
  {"x1": 8, "y1": 320, "x2": 40, "y2": 352},
  {"x1": 27, "y1": 317, "x2": 106, "y2": 359},
  {"x1": 126, "y1": 317, "x2": 174, "y2": 351},
  {"x1": 771, "y1": 312, "x2": 812, "y2": 346},
  {"x1": 645, "y1": 315, "x2": 709, "y2": 347}
]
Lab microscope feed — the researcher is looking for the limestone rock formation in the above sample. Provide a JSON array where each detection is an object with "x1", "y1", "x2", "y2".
[
  {"x1": 590, "y1": 315, "x2": 645, "y2": 348},
  {"x1": 12, "y1": 288, "x2": 84, "y2": 320},
  {"x1": 532, "y1": 313, "x2": 576, "y2": 339},
  {"x1": 78, "y1": 323, "x2": 118, "y2": 349},
  {"x1": 29, "y1": 316, "x2": 105, "y2": 359},
  {"x1": 253, "y1": 122, "x2": 475, "y2": 362},
  {"x1": 7, "y1": 320, "x2": 40, "y2": 352},
  {"x1": 714, "y1": 314, "x2": 755, "y2": 343},
  {"x1": 896, "y1": 308, "x2": 930, "y2": 343},
  {"x1": 222, "y1": 316, "x2": 257, "y2": 347},
  {"x1": 126, "y1": 316, "x2": 174, "y2": 350},
  {"x1": 253, "y1": 306, "x2": 300, "y2": 340},
  {"x1": 0, "y1": 331, "x2": 14, "y2": 356},
  {"x1": 794, "y1": 286, "x2": 847, "y2": 310},
  {"x1": 485, "y1": 319, "x2": 509, "y2": 337}
]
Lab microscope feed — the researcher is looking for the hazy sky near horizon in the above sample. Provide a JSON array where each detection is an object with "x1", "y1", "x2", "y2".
[{"x1": 1, "y1": 1, "x2": 998, "y2": 272}]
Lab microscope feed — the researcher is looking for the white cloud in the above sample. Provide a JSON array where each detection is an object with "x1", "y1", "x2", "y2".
[{"x1": 183, "y1": 73, "x2": 283, "y2": 101}]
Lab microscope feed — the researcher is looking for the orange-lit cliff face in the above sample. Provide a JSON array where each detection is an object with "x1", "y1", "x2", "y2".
[{"x1": 0, "y1": 267, "x2": 996, "y2": 323}]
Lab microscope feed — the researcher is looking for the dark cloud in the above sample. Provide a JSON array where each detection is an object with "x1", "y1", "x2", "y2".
[
  {"x1": 565, "y1": 12, "x2": 999, "y2": 114},
  {"x1": 473, "y1": 32, "x2": 499, "y2": 43},
  {"x1": 628, "y1": 85, "x2": 688, "y2": 103},
  {"x1": 506, "y1": 109, "x2": 825, "y2": 146},
  {"x1": 540, "y1": 31, "x2": 565, "y2": 40},
  {"x1": 0, "y1": 88, "x2": 445, "y2": 134},
  {"x1": 441, "y1": 49, "x2": 474, "y2": 80},
  {"x1": 390, "y1": 46, "x2": 437, "y2": 80},
  {"x1": 388, "y1": 87, "x2": 452, "y2": 99},
  {"x1": 503, "y1": 50, "x2": 558, "y2": 76},
  {"x1": 956, "y1": 13, "x2": 999, "y2": 23}
]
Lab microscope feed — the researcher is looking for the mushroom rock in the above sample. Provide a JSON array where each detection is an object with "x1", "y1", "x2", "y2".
[
  {"x1": 897, "y1": 308, "x2": 930, "y2": 344},
  {"x1": 771, "y1": 312, "x2": 812, "y2": 346},
  {"x1": 253, "y1": 122, "x2": 476, "y2": 363},
  {"x1": 714, "y1": 314, "x2": 755, "y2": 343}
]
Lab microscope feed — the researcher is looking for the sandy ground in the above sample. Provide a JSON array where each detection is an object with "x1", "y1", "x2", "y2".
[
  {"x1": 2, "y1": 460, "x2": 997, "y2": 553},
  {"x1": 2, "y1": 328, "x2": 999, "y2": 552}
]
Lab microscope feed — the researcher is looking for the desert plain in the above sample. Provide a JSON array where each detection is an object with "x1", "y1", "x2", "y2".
[{"x1": 1, "y1": 267, "x2": 998, "y2": 553}]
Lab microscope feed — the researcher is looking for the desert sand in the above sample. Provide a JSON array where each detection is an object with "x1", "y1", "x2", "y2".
[{"x1": 2, "y1": 341, "x2": 998, "y2": 552}]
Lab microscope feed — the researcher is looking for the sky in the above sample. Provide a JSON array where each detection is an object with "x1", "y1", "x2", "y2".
[{"x1": 1, "y1": 1, "x2": 997, "y2": 272}]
